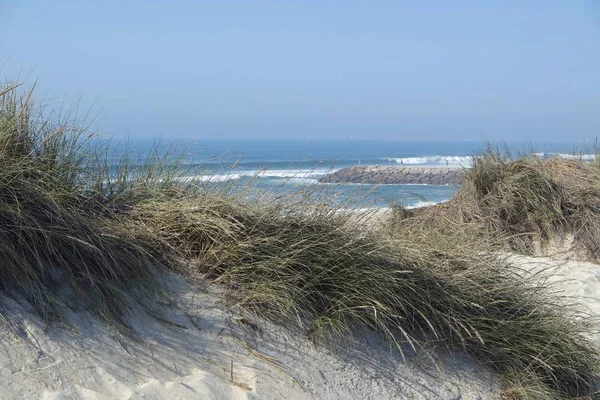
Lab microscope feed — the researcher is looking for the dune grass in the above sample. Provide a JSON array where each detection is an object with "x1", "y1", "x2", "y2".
[
  {"x1": 1, "y1": 83, "x2": 599, "y2": 399},
  {"x1": 401, "y1": 148, "x2": 600, "y2": 261},
  {"x1": 0, "y1": 83, "x2": 177, "y2": 330},
  {"x1": 129, "y1": 195, "x2": 599, "y2": 399}
]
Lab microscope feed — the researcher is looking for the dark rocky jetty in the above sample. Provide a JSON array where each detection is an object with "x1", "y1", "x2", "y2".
[{"x1": 319, "y1": 165, "x2": 463, "y2": 185}]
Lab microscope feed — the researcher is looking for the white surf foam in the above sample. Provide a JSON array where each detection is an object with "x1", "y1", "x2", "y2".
[
  {"x1": 384, "y1": 155, "x2": 473, "y2": 166},
  {"x1": 246, "y1": 169, "x2": 333, "y2": 178},
  {"x1": 533, "y1": 152, "x2": 596, "y2": 161},
  {"x1": 181, "y1": 168, "x2": 335, "y2": 183},
  {"x1": 406, "y1": 200, "x2": 442, "y2": 209},
  {"x1": 176, "y1": 174, "x2": 242, "y2": 183}
]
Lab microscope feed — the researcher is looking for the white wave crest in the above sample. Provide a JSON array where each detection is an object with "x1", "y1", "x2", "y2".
[
  {"x1": 244, "y1": 169, "x2": 332, "y2": 179},
  {"x1": 384, "y1": 155, "x2": 472, "y2": 166},
  {"x1": 533, "y1": 152, "x2": 597, "y2": 161},
  {"x1": 177, "y1": 174, "x2": 242, "y2": 183},
  {"x1": 405, "y1": 200, "x2": 441, "y2": 209},
  {"x1": 176, "y1": 168, "x2": 334, "y2": 183}
]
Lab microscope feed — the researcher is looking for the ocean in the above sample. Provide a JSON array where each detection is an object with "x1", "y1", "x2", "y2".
[{"x1": 117, "y1": 138, "x2": 595, "y2": 210}]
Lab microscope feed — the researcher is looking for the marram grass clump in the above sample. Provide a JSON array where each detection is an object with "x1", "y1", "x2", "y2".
[
  {"x1": 1, "y1": 83, "x2": 599, "y2": 399},
  {"x1": 0, "y1": 84, "x2": 171, "y2": 330},
  {"x1": 403, "y1": 149, "x2": 600, "y2": 260}
]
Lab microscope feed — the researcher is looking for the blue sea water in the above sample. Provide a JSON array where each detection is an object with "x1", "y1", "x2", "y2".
[{"x1": 119, "y1": 138, "x2": 596, "y2": 210}]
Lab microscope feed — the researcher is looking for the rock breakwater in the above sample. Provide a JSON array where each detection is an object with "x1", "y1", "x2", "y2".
[{"x1": 319, "y1": 165, "x2": 463, "y2": 185}]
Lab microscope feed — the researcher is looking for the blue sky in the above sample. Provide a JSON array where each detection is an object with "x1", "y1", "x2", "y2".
[{"x1": 1, "y1": 1, "x2": 599, "y2": 141}]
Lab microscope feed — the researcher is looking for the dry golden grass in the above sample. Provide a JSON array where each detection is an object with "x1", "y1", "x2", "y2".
[{"x1": 396, "y1": 149, "x2": 600, "y2": 261}]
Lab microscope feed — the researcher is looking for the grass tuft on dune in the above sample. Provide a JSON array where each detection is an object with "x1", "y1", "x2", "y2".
[
  {"x1": 0, "y1": 83, "x2": 170, "y2": 330},
  {"x1": 1, "y1": 83, "x2": 599, "y2": 399},
  {"x1": 404, "y1": 147, "x2": 600, "y2": 261}
]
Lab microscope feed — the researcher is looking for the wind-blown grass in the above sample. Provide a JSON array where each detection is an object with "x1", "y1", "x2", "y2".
[
  {"x1": 404, "y1": 148, "x2": 600, "y2": 260},
  {"x1": 1, "y1": 83, "x2": 599, "y2": 398},
  {"x1": 0, "y1": 83, "x2": 173, "y2": 330},
  {"x1": 125, "y1": 193, "x2": 599, "y2": 399}
]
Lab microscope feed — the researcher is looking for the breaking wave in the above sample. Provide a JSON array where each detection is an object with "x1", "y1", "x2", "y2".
[
  {"x1": 533, "y1": 152, "x2": 596, "y2": 161},
  {"x1": 383, "y1": 155, "x2": 473, "y2": 166}
]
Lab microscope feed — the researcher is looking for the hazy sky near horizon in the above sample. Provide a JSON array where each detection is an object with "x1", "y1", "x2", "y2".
[{"x1": 1, "y1": 1, "x2": 599, "y2": 141}]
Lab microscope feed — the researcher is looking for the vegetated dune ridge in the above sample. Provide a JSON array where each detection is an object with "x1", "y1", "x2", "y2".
[
  {"x1": 3, "y1": 256, "x2": 599, "y2": 400},
  {"x1": 0, "y1": 83, "x2": 599, "y2": 399}
]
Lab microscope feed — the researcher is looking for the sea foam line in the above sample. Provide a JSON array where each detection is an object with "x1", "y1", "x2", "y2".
[
  {"x1": 177, "y1": 168, "x2": 336, "y2": 183},
  {"x1": 384, "y1": 152, "x2": 598, "y2": 166},
  {"x1": 533, "y1": 152, "x2": 597, "y2": 161},
  {"x1": 383, "y1": 155, "x2": 473, "y2": 166}
]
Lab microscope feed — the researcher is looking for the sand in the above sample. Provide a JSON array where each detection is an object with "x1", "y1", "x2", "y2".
[{"x1": 0, "y1": 255, "x2": 598, "y2": 400}]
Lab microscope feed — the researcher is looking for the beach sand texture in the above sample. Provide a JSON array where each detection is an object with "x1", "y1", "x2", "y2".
[
  {"x1": 0, "y1": 253, "x2": 598, "y2": 400},
  {"x1": 0, "y1": 273, "x2": 499, "y2": 400}
]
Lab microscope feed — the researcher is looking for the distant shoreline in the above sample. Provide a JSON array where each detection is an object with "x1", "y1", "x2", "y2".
[{"x1": 319, "y1": 165, "x2": 464, "y2": 185}]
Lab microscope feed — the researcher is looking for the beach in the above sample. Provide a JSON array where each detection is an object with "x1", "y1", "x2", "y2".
[
  {"x1": 1, "y1": 84, "x2": 600, "y2": 398},
  {"x1": 3, "y1": 1, "x2": 599, "y2": 397},
  {"x1": 1, "y1": 232, "x2": 599, "y2": 399}
]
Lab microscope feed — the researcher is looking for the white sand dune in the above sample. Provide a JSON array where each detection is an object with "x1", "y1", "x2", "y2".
[
  {"x1": 512, "y1": 254, "x2": 600, "y2": 343},
  {"x1": 0, "y1": 256, "x2": 598, "y2": 400}
]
